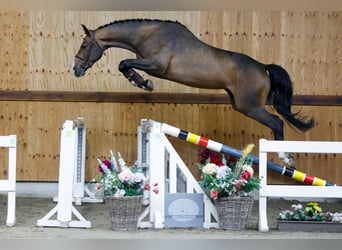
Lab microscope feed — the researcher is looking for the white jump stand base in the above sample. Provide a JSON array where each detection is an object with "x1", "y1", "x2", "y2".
[
  {"x1": 4, "y1": 192, "x2": 16, "y2": 227},
  {"x1": 53, "y1": 196, "x2": 104, "y2": 204},
  {"x1": 80, "y1": 197, "x2": 104, "y2": 204},
  {"x1": 0, "y1": 135, "x2": 17, "y2": 227},
  {"x1": 52, "y1": 191, "x2": 104, "y2": 205},
  {"x1": 36, "y1": 205, "x2": 91, "y2": 228},
  {"x1": 81, "y1": 185, "x2": 104, "y2": 203}
]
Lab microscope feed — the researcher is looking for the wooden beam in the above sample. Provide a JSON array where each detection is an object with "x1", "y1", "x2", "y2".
[{"x1": 0, "y1": 90, "x2": 341, "y2": 106}]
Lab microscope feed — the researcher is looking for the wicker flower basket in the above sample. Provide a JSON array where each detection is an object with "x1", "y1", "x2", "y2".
[
  {"x1": 214, "y1": 195, "x2": 254, "y2": 230},
  {"x1": 106, "y1": 195, "x2": 143, "y2": 230}
]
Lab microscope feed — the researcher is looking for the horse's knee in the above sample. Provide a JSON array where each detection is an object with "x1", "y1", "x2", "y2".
[{"x1": 118, "y1": 60, "x2": 129, "y2": 72}]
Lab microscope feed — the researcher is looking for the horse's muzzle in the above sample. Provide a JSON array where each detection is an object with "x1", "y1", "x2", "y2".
[{"x1": 73, "y1": 66, "x2": 85, "y2": 77}]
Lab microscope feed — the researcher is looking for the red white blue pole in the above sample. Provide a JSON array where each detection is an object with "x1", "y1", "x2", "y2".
[{"x1": 160, "y1": 122, "x2": 335, "y2": 186}]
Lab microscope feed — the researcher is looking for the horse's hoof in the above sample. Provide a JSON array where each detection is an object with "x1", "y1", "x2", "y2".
[
  {"x1": 143, "y1": 80, "x2": 154, "y2": 91},
  {"x1": 286, "y1": 153, "x2": 296, "y2": 169},
  {"x1": 278, "y1": 152, "x2": 296, "y2": 169}
]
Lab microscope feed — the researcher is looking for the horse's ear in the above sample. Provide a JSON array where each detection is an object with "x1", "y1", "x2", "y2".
[{"x1": 81, "y1": 24, "x2": 92, "y2": 36}]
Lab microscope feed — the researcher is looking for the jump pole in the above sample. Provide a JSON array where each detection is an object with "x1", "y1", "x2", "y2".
[{"x1": 144, "y1": 119, "x2": 335, "y2": 187}]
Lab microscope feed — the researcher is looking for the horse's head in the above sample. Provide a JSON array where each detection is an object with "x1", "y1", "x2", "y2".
[{"x1": 73, "y1": 24, "x2": 105, "y2": 77}]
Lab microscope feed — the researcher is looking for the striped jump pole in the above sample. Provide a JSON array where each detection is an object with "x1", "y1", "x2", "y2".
[{"x1": 158, "y1": 122, "x2": 335, "y2": 187}]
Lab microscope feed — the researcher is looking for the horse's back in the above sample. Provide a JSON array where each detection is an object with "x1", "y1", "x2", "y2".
[
  {"x1": 152, "y1": 21, "x2": 203, "y2": 47},
  {"x1": 133, "y1": 20, "x2": 270, "y2": 91}
]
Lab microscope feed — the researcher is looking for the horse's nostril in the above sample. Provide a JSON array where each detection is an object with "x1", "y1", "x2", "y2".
[
  {"x1": 73, "y1": 68, "x2": 79, "y2": 77},
  {"x1": 73, "y1": 67, "x2": 85, "y2": 77}
]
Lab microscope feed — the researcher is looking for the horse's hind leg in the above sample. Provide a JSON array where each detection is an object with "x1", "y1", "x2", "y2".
[
  {"x1": 118, "y1": 59, "x2": 156, "y2": 91},
  {"x1": 241, "y1": 106, "x2": 295, "y2": 168}
]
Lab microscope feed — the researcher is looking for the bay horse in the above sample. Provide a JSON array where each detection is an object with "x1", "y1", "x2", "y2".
[{"x1": 73, "y1": 19, "x2": 314, "y2": 167}]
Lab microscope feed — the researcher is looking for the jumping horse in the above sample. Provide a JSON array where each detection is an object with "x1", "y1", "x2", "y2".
[{"x1": 73, "y1": 19, "x2": 315, "y2": 167}]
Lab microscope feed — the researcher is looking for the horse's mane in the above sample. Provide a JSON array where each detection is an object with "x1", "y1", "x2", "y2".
[{"x1": 96, "y1": 18, "x2": 182, "y2": 30}]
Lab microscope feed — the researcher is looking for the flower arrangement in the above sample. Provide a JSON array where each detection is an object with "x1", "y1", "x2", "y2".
[
  {"x1": 278, "y1": 202, "x2": 342, "y2": 222},
  {"x1": 92, "y1": 150, "x2": 158, "y2": 198},
  {"x1": 197, "y1": 144, "x2": 261, "y2": 200}
]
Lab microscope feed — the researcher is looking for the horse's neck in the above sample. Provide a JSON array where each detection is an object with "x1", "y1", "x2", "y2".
[{"x1": 95, "y1": 23, "x2": 157, "y2": 53}]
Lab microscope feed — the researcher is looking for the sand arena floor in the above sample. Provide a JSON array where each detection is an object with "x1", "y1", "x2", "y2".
[{"x1": 0, "y1": 195, "x2": 341, "y2": 239}]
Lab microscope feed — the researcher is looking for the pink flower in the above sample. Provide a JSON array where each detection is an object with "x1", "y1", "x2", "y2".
[
  {"x1": 152, "y1": 187, "x2": 159, "y2": 194},
  {"x1": 118, "y1": 168, "x2": 134, "y2": 182},
  {"x1": 95, "y1": 183, "x2": 102, "y2": 190},
  {"x1": 210, "y1": 190, "x2": 220, "y2": 200},
  {"x1": 232, "y1": 179, "x2": 247, "y2": 189},
  {"x1": 145, "y1": 182, "x2": 159, "y2": 194}
]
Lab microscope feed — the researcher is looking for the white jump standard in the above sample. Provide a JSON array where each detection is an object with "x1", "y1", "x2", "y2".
[
  {"x1": 37, "y1": 118, "x2": 91, "y2": 228},
  {"x1": 258, "y1": 139, "x2": 342, "y2": 232},
  {"x1": 137, "y1": 119, "x2": 219, "y2": 229}
]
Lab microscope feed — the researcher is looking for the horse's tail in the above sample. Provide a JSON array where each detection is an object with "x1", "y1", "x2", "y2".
[{"x1": 265, "y1": 64, "x2": 314, "y2": 132}]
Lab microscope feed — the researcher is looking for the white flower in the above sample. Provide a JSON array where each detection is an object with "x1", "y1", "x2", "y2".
[
  {"x1": 332, "y1": 212, "x2": 342, "y2": 223},
  {"x1": 114, "y1": 189, "x2": 126, "y2": 197},
  {"x1": 202, "y1": 163, "x2": 217, "y2": 175},
  {"x1": 117, "y1": 152, "x2": 127, "y2": 169},
  {"x1": 291, "y1": 204, "x2": 303, "y2": 210},
  {"x1": 132, "y1": 172, "x2": 146, "y2": 183},
  {"x1": 216, "y1": 166, "x2": 227, "y2": 179},
  {"x1": 278, "y1": 213, "x2": 286, "y2": 219}
]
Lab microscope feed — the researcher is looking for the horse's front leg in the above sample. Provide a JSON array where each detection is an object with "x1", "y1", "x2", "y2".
[{"x1": 118, "y1": 59, "x2": 155, "y2": 91}]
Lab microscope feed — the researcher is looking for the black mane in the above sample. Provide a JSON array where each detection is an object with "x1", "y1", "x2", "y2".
[{"x1": 96, "y1": 18, "x2": 182, "y2": 30}]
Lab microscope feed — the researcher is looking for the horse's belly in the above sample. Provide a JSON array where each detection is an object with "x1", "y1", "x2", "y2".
[
  {"x1": 161, "y1": 66, "x2": 229, "y2": 89},
  {"x1": 161, "y1": 73, "x2": 227, "y2": 89}
]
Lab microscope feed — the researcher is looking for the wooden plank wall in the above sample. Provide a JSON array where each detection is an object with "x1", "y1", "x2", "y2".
[{"x1": 0, "y1": 11, "x2": 341, "y2": 185}]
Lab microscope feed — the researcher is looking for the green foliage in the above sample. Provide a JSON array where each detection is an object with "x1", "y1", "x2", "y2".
[{"x1": 198, "y1": 147, "x2": 261, "y2": 200}]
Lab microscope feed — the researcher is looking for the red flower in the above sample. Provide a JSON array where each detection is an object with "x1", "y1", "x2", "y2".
[
  {"x1": 241, "y1": 171, "x2": 251, "y2": 180},
  {"x1": 210, "y1": 156, "x2": 224, "y2": 166},
  {"x1": 98, "y1": 159, "x2": 111, "y2": 173},
  {"x1": 229, "y1": 157, "x2": 238, "y2": 164},
  {"x1": 199, "y1": 149, "x2": 212, "y2": 164}
]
